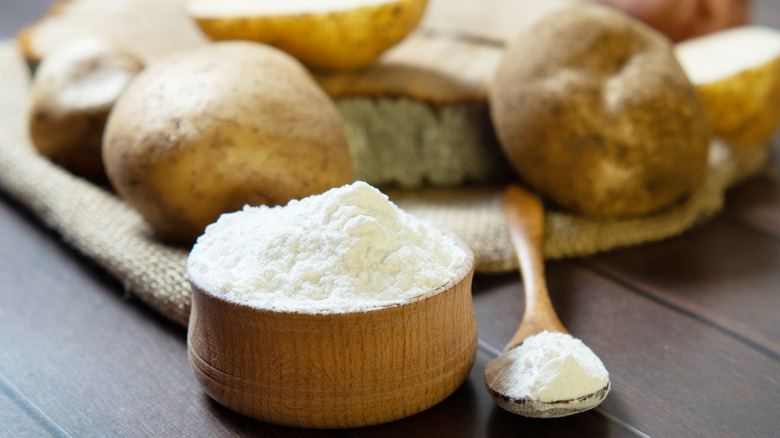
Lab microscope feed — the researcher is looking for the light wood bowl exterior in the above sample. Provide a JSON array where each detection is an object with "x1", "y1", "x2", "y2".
[{"x1": 186, "y1": 239, "x2": 477, "y2": 429}]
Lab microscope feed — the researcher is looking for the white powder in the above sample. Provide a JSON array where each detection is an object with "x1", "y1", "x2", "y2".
[
  {"x1": 187, "y1": 181, "x2": 468, "y2": 313},
  {"x1": 485, "y1": 331, "x2": 609, "y2": 406}
]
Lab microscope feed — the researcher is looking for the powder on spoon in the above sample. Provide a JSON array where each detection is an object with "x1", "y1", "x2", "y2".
[
  {"x1": 485, "y1": 331, "x2": 609, "y2": 409},
  {"x1": 187, "y1": 181, "x2": 468, "y2": 313}
]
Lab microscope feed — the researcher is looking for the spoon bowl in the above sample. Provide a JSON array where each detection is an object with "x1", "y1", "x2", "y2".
[
  {"x1": 484, "y1": 184, "x2": 610, "y2": 418},
  {"x1": 488, "y1": 382, "x2": 611, "y2": 418}
]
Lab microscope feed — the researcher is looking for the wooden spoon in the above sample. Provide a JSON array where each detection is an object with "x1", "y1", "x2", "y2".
[{"x1": 484, "y1": 184, "x2": 610, "y2": 418}]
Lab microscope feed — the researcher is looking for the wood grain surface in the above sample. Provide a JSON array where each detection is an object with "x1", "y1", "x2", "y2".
[{"x1": 2, "y1": 1, "x2": 780, "y2": 437}]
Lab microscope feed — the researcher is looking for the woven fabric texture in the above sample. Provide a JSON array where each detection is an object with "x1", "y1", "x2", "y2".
[{"x1": 0, "y1": 41, "x2": 770, "y2": 326}]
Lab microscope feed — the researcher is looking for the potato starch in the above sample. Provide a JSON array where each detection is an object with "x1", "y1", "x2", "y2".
[
  {"x1": 187, "y1": 181, "x2": 467, "y2": 313},
  {"x1": 486, "y1": 331, "x2": 609, "y2": 406}
]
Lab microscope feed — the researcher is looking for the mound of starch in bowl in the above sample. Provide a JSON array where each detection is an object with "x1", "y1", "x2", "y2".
[{"x1": 187, "y1": 181, "x2": 468, "y2": 313}]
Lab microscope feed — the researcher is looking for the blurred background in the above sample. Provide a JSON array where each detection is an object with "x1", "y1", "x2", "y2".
[
  {"x1": 1, "y1": 0, "x2": 53, "y2": 37},
  {"x1": 3, "y1": 0, "x2": 780, "y2": 40}
]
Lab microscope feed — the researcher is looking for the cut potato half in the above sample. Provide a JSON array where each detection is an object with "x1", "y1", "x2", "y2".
[
  {"x1": 676, "y1": 26, "x2": 780, "y2": 146},
  {"x1": 187, "y1": 0, "x2": 429, "y2": 69},
  {"x1": 17, "y1": 0, "x2": 207, "y2": 68},
  {"x1": 29, "y1": 37, "x2": 143, "y2": 183}
]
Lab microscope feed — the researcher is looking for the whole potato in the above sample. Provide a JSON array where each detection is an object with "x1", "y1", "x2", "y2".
[
  {"x1": 103, "y1": 41, "x2": 353, "y2": 245},
  {"x1": 489, "y1": 4, "x2": 711, "y2": 217}
]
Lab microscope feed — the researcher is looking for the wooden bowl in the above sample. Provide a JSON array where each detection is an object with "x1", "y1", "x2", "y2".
[{"x1": 186, "y1": 239, "x2": 477, "y2": 429}]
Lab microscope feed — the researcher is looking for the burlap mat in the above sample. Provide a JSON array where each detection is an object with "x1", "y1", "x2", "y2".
[{"x1": 0, "y1": 40, "x2": 771, "y2": 326}]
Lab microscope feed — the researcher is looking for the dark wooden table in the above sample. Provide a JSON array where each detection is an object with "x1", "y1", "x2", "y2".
[{"x1": 2, "y1": 2, "x2": 779, "y2": 437}]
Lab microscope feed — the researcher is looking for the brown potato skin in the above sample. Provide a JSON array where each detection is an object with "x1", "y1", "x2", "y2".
[
  {"x1": 30, "y1": 105, "x2": 110, "y2": 183},
  {"x1": 103, "y1": 41, "x2": 353, "y2": 245},
  {"x1": 489, "y1": 4, "x2": 710, "y2": 217}
]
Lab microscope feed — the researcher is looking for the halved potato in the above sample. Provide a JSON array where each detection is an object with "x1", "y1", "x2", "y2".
[
  {"x1": 29, "y1": 37, "x2": 143, "y2": 183},
  {"x1": 490, "y1": 3, "x2": 710, "y2": 217},
  {"x1": 17, "y1": 0, "x2": 207, "y2": 68},
  {"x1": 676, "y1": 26, "x2": 780, "y2": 146},
  {"x1": 187, "y1": 0, "x2": 429, "y2": 69}
]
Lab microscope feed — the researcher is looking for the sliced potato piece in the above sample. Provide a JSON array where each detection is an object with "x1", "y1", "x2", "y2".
[
  {"x1": 187, "y1": 0, "x2": 429, "y2": 69},
  {"x1": 17, "y1": 0, "x2": 207, "y2": 68},
  {"x1": 676, "y1": 26, "x2": 780, "y2": 146},
  {"x1": 29, "y1": 37, "x2": 143, "y2": 183}
]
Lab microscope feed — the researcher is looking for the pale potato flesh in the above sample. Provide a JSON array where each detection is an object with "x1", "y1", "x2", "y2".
[
  {"x1": 29, "y1": 37, "x2": 143, "y2": 183},
  {"x1": 676, "y1": 26, "x2": 780, "y2": 84},
  {"x1": 18, "y1": 0, "x2": 208, "y2": 67}
]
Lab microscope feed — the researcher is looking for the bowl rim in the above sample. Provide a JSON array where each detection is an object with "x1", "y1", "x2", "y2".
[{"x1": 187, "y1": 231, "x2": 475, "y2": 316}]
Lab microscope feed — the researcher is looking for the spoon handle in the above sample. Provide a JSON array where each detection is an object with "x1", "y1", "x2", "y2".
[{"x1": 501, "y1": 184, "x2": 567, "y2": 351}]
